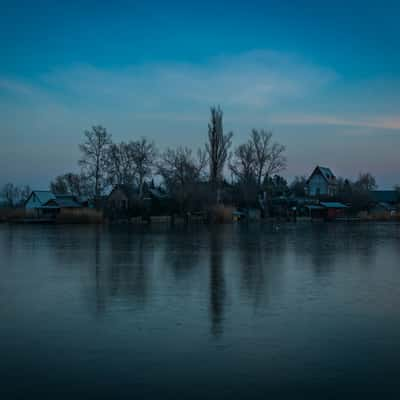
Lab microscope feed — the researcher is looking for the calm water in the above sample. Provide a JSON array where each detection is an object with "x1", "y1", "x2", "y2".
[{"x1": 1, "y1": 223, "x2": 400, "y2": 399}]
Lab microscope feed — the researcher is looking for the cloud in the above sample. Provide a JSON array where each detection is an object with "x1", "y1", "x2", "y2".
[
  {"x1": 271, "y1": 114, "x2": 400, "y2": 131},
  {"x1": 0, "y1": 50, "x2": 337, "y2": 112},
  {"x1": 1, "y1": 50, "x2": 399, "y2": 187},
  {"x1": 0, "y1": 78, "x2": 37, "y2": 97}
]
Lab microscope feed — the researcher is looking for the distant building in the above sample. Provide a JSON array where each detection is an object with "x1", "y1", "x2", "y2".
[
  {"x1": 106, "y1": 184, "x2": 140, "y2": 218},
  {"x1": 106, "y1": 183, "x2": 172, "y2": 219},
  {"x1": 107, "y1": 184, "x2": 139, "y2": 208},
  {"x1": 306, "y1": 201, "x2": 347, "y2": 220},
  {"x1": 306, "y1": 166, "x2": 337, "y2": 197},
  {"x1": 25, "y1": 190, "x2": 82, "y2": 217},
  {"x1": 370, "y1": 190, "x2": 400, "y2": 206},
  {"x1": 369, "y1": 190, "x2": 399, "y2": 216}
]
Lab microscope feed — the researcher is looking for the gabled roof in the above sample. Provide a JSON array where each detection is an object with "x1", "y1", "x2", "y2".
[
  {"x1": 27, "y1": 191, "x2": 83, "y2": 208},
  {"x1": 320, "y1": 202, "x2": 347, "y2": 209},
  {"x1": 108, "y1": 184, "x2": 139, "y2": 199},
  {"x1": 306, "y1": 166, "x2": 337, "y2": 184},
  {"x1": 54, "y1": 195, "x2": 82, "y2": 208},
  {"x1": 370, "y1": 190, "x2": 399, "y2": 204},
  {"x1": 26, "y1": 190, "x2": 56, "y2": 206}
]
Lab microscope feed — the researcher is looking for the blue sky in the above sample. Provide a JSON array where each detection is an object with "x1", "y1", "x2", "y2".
[{"x1": 1, "y1": 0, "x2": 399, "y2": 188}]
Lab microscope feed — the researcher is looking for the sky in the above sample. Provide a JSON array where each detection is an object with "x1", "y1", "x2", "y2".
[{"x1": 1, "y1": 0, "x2": 399, "y2": 189}]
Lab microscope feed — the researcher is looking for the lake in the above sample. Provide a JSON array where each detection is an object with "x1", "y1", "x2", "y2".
[{"x1": 1, "y1": 222, "x2": 400, "y2": 399}]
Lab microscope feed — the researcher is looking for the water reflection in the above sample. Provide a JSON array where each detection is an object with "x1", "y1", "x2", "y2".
[
  {"x1": 1, "y1": 223, "x2": 400, "y2": 398},
  {"x1": 209, "y1": 227, "x2": 226, "y2": 337},
  {"x1": 1, "y1": 223, "x2": 400, "y2": 334},
  {"x1": 91, "y1": 227, "x2": 152, "y2": 313}
]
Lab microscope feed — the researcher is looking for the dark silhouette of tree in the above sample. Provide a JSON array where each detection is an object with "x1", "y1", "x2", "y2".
[
  {"x1": 0, "y1": 183, "x2": 31, "y2": 207},
  {"x1": 129, "y1": 138, "x2": 157, "y2": 196},
  {"x1": 290, "y1": 175, "x2": 307, "y2": 197},
  {"x1": 205, "y1": 106, "x2": 233, "y2": 198},
  {"x1": 229, "y1": 143, "x2": 258, "y2": 207},
  {"x1": 50, "y1": 173, "x2": 87, "y2": 196},
  {"x1": 1, "y1": 183, "x2": 18, "y2": 207},
  {"x1": 105, "y1": 138, "x2": 157, "y2": 194},
  {"x1": 229, "y1": 142, "x2": 256, "y2": 184},
  {"x1": 250, "y1": 129, "x2": 286, "y2": 188},
  {"x1": 105, "y1": 142, "x2": 134, "y2": 186},
  {"x1": 354, "y1": 172, "x2": 377, "y2": 192},
  {"x1": 158, "y1": 146, "x2": 206, "y2": 212},
  {"x1": 79, "y1": 126, "x2": 112, "y2": 202},
  {"x1": 265, "y1": 175, "x2": 289, "y2": 197}
]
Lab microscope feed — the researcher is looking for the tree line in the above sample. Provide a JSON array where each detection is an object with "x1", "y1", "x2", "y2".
[
  {"x1": 2, "y1": 106, "x2": 399, "y2": 211},
  {"x1": 49, "y1": 106, "x2": 288, "y2": 210}
]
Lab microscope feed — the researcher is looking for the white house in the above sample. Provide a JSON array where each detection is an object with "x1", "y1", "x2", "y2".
[{"x1": 306, "y1": 166, "x2": 337, "y2": 197}]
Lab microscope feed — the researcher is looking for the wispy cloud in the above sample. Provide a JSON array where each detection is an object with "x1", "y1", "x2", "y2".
[
  {"x1": 1, "y1": 50, "x2": 337, "y2": 112},
  {"x1": 271, "y1": 114, "x2": 400, "y2": 131},
  {"x1": 1, "y1": 50, "x2": 399, "y2": 187}
]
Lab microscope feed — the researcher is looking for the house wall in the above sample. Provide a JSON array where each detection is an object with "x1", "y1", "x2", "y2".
[
  {"x1": 25, "y1": 193, "x2": 40, "y2": 209},
  {"x1": 308, "y1": 174, "x2": 329, "y2": 196},
  {"x1": 107, "y1": 190, "x2": 129, "y2": 209}
]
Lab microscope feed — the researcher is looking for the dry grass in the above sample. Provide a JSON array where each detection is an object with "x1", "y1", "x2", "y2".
[
  {"x1": 150, "y1": 216, "x2": 172, "y2": 224},
  {"x1": 209, "y1": 205, "x2": 235, "y2": 224},
  {"x1": 56, "y1": 208, "x2": 103, "y2": 224},
  {"x1": 0, "y1": 208, "x2": 26, "y2": 221},
  {"x1": 357, "y1": 210, "x2": 400, "y2": 221}
]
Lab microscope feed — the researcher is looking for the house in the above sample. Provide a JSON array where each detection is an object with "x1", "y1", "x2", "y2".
[
  {"x1": 106, "y1": 183, "x2": 175, "y2": 219},
  {"x1": 306, "y1": 201, "x2": 347, "y2": 220},
  {"x1": 370, "y1": 190, "x2": 399, "y2": 206},
  {"x1": 106, "y1": 184, "x2": 140, "y2": 218},
  {"x1": 25, "y1": 191, "x2": 82, "y2": 218},
  {"x1": 43, "y1": 194, "x2": 83, "y2": 209},
  {"x1": 142, "y1": 186, "x2": 173, "y2": 215},
  {"x1": 306, "y1": 166, "x2": 337, "y2": 197},
  {"x1": 25, "y1": 190, "x2": 57, "y2": 217},
  {"x1": 369, "y1": 190, "x2": 399, "y2": 217}
]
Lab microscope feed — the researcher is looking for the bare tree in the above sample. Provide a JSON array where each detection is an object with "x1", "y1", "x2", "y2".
[
  {"x1": 158, "y1": 146, "x2": 206, "y2": 212},
  {"x1": 205, "y1": 106, "x2": 233, "y2": 192},
  {"x1": 355, "y1": 172, "x2": 377, "y2": 192},
  {"x1": 105, "y1": 142, "x2": 135, "y2": 186},
  {"x1": 19, "y1": 185, "x2": 31, "y2": 204},
  {"x1": 105, "y1": 138, "x2": 157, "y2": 193},
  {"x1": 79, "y1": 126, "x2": 112, "y2": 201},
  {"x1": 50, "y1": 173, "x2": 87, "y2": 197},
  {"x1": 129, "y1": 138, "x2": 157, "y2": 195},
  {"x1": 229, "y1": 143, "x2": 258, "y2": 208},
  {"x1": 250, "y1": 129, "x2": 286, "y2": 187},
  {"x1": 1, "y1": 183, "x2": 31, "y2": 207},
  {"x1": 290, "y1": 175, "x2": 307, "y2": 197},
  {"x1": 229, "y1": 142, "x2": 256, "y2": 184},
  {"x1": 1, "y1": 183, "x2": 18, "y2": 207}
]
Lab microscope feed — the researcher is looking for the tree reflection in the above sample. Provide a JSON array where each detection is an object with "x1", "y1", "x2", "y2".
[
  {"x1": 209, "y1": 227, "x2": 226, "y2": 337},
  {"x1": 236, "y1": 224, "x2": 286, "y2": 309},
  {"x1": 161, "y1": 226, "x2": 202, "y2": 280},
  {"x1": 90, "y1": 226, "x2": 152, "y2": 314}
]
